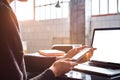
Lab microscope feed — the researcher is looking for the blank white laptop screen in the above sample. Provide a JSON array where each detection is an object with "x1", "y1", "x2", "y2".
[{"x1": 91, "y1": 28, "x2": 120, "y2": 64}]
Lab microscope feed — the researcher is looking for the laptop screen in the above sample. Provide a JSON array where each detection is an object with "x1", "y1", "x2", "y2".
[{"x1": 91, "y1": 28, "x2": 120, "y2": 64}]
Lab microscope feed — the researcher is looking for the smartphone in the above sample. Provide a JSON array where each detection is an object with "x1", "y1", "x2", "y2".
[{"x1": 72, "y1": 48, "x2": 91, "y2": 62}]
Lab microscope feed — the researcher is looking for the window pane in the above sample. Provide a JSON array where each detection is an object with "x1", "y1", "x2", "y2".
[
  {"x1": 45, "y1": 0, "x2": 51, "y2": 4},
  {"x1": 35, "y1": 7, "x2": 40, "y2": 20},
  {"x1": 100, "y1": 0, "x2": 108, "y2": 14},
  {"x1": 16, "y1": 0, "x2": 33, "y2": 21},
  {"x1": 92, "y1": 0, "x2": 100, "y2": 15},
  {"x1": 46, "y1": 6, "x2": 51, "y2": 19},
  {"x1": 62, "y1": 2, "x2": 69, "y2": 18},
  {"x1": 39, "y1": 0, "x2": 46, "y2": 5},
  {"x1": 35, "y1": 0, "x2": 40, "y2": 6},
  {"x1": 56, "y1": 8, "x2": 62, "y2": 18},
  {"x1": 51, "y1": 5, "x2": 56, "y2": 19},
  {"x1": 10, "y1": 1, "x2": 15, "y2": 12},
  {"x1": 64, "y1": 0, "x2": 70, "y2": 1},
  {"x1": 119, "y1": 0, "x2": 120, "y2": 12},
  {"x1": 39, "y1": 6, "x2": 46, "y2": 20},
  {"x1": 51, "y1": 0, "x2": 56, "y2": 3},
  {"x1": 109, "y1": 0, "x2": 117, "y2": 13}
]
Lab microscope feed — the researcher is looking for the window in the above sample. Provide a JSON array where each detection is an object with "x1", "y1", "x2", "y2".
[
  {"x1": 92, "y1": 0, "x2": 119, "y2": 15},
  {"x1": 119, "y1": 0, "x2": 120, "y2": 12},
  {"x1": 109, "y1": 0, "x2": 117, "y2": 13},
  {"x1": 100, "y1": 0, "x2": 108, "y2": 14},
  {"x1": 10, "y1": 0, "x2": 33, "y2": 21},
  {"x1": 10, "y1": 0, "x2": 70, "y2": 21},
  {"x1": 92, "y1": 0, "x2": 99, "y2": 15},
  {"x1": 35, "y1": 0, "x2": 70, "y2": 20}
]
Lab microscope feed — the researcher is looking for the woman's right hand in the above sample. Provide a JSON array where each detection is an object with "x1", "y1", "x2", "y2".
[{"x1": 49, "y1": 58, "x2": 78, "y2": 77}]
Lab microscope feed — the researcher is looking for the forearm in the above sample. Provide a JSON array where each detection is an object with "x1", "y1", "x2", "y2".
[{"x1": 24, "y1": 55, "x2": 56, "y2": 72}]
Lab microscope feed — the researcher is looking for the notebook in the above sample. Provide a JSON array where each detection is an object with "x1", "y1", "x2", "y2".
[{"x1": 73, "y1": 27, "x2": 120, "y2": 78}]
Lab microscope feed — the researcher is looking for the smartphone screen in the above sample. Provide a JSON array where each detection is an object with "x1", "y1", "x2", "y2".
[{"x1": 72, "y1": 48, "x2": 91, "y2": 62}]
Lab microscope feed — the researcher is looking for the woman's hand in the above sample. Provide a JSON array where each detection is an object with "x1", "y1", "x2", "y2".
[
  {"x1": 64, "y1": 45, "x2": 87, "y2": 58},
  {"x1": 62, "y1": 45, "x2": 96, "y2": 63},
  {"x1": 77, "y1": 48, "x2": 96, "y2": 63},
  {"x1": 49, "y1": 58, "x2": 78, "y2": 77},
  {"x1": 56, "y1": 45, "x2": 96, "y2": 63}
]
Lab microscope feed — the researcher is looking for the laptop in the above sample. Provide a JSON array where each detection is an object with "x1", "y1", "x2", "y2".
[{"x1": 73, "y1": 27, "x2": 120, "y2": 78}]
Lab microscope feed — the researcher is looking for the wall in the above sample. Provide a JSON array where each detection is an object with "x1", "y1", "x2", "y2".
[
  {"x1": 85, "y1": 0, "x2": 92, "y2": 46},
  {"x1": 70, "y1": 0, "x2": 85, "y2": 44},
  {"x1": 19, "y1": 18, "x2": 70, "y2": 53},
  {"x1": 89, "y1": 14, "x2": 120, "y2": 45}
]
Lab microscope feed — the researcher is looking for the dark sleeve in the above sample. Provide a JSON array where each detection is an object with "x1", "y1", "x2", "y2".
[
  {"x1": 24, "y1": 55, "x2": 56, "y2": 80},
  {"x1": 24, "y1": 55, "x2": 56, "y2": 73},
  {"x1": 29, "y1": 69, "x2": 56, "y2": 80},
  {"x1": 0, "y1": 1, "x2": 27, "y2": 80}
]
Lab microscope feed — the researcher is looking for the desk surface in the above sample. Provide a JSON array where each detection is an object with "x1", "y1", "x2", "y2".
[{"x1": 73, "y1": 63, "x2": 120, "y2": 79}]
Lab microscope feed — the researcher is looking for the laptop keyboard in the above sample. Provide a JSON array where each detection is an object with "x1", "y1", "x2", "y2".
[
  {"x1": 73, "y1": 64, "x2": 120, "y2": 77},
  {"x1": 89, "y1": 60, "x2": 120, "y2": 69}
]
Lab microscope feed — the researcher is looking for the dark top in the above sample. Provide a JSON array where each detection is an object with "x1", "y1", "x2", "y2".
[{"x1": 0, "y1": 0, "x2": 56, "y2": 80}]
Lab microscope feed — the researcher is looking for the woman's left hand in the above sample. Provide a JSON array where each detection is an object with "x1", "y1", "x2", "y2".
[
  {"x1": 64, "y1": 45, "x2": 87, "y2": 58},
  {"x1": 77, "y1": 48, "x2": 96, "y2": 63},
  {"x1": 56, "y1": 45, "x2": 96, "y2": 63}
]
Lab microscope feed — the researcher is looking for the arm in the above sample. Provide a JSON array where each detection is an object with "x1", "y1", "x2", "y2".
[
  {"x1": 24, "y1": 55, "x2": 56, "y2": 73},
  {"x1": 0, "y1": 1, "x2": 27, "y2": 79},
  {"x1": 24, "y1": 55, "x2": 77, "y2": 80},
  {"x1": 29, "y1": 69, "x2": 56, "y2": 80}
]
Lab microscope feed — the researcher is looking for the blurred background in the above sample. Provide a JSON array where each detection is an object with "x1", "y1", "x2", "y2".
[{"x1": 10, "y1": 0, "x2": 120, "y2": 53}]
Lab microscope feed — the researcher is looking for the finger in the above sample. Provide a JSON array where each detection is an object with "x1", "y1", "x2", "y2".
[
  {"x1": 76, "y1": 45, "x2": 87, "y2": 51},
  {"x1": 61, "y1": 58, "x2": 73, "y2": 61},
  {"x1": 63, "y1": 59, "x2": 78, "y2": 66},
  {"x1": 91, "y1": 48, "x2": 97, "y2": 50},
  {"x1": 70, "y1": 62, "x2": 78, "y2": 66},
  {"x1": 87, "y1": 48, "x2": 97, "y2": 53}
]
